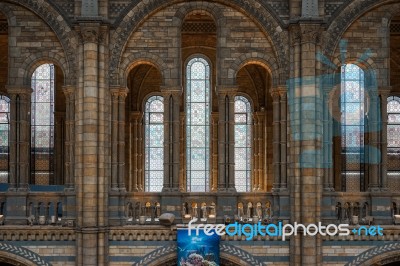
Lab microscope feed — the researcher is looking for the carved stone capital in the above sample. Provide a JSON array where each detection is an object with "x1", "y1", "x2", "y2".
[
  {"x1": 289, "y1": 24, "x2": 301, "y2": 46},
  {"x1": 5, "y1": 85, "x2": 32, "y2": 96},
  {"x1": 79, "y1": 23, "x2": 100, "y2": 43},
  {"x1": 299, "y1": 23, "x2": 321, "y2": 44},
  {"x1": 378, "y1": 86, "x2": 391, "y2": 97},
  {"x1": 62, "y1": 85, "x2": 75, "y2": 97},
  {"x1": 216, "y1": 85, "x2": 238, "y2": 98}
]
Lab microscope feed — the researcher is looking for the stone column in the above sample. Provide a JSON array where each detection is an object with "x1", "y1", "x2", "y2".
[
  {"x1": 161, "y1": 87, "x2": 181, "y2": 192},
  {"x1": 54, "y1": 112, "x2": 65, "y2": 185},
  {"x1": 379, "y1": 89, "x2": 390, "y2": 190},
  {"x1": 75, "y1": 22, "x2": 109, "y2": 266},
  {"x1": 279, "y1": 87, "x2": 288, "y2": 189},
  {"x1": 217, "y1": 86, "x2": 237, "y2": 192},
  {"x1": 288, "y1": 23, "x2": 323, "y2": 266},
  {"x1": 130, "y1": 112, "x2": 141, "y2": 191},
  {"x1": 323, "y1": 83, "x2": 334, "y2": 191},
  {"x1": 110, "y1": 89, "x2": 119, "y2": 191},
  {"x1": 211, "y1": 112, "x2": 219, "y2": 191},
  {"x1": 4, "y1": 86, "x2": 31, "y2": 225},
  {"x1": 6, "y1": 86, "x2": 31, "y2": 190},
  {"x1": 62, "y1": 85, "x2": 75, "y2": 190},
  {"x1": 368, "y1": 89, "x2": 380, "y2": 192},
  {"x1": 271, "y1": 90, "x2": 281, "y2": 191}
]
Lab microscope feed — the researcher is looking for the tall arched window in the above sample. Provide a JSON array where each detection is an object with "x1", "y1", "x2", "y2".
[
  {"x1": 341, "y1": 64, "x2": 365, "y2": 191},
  {"x1": 0, "y1": 95, "x2": 9, "y2": 183},
  {"x1": 387, "y1": 96, "x2": 400, "y2": 180},
  {"x1": 144, "y1": 95, "x2": 164, "y2": 192},
  {"x1": 234, "y1": 96, "x2": 252, "y2": 192},
  {"x1": 186, "y1": 57, "x2": 211, "y2": 192},
  {"x1": 31, "y1": 63, "x2": 55, "y2": 185}
]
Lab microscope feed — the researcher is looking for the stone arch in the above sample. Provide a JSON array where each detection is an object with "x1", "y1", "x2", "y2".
[
  {"x1": 228, "y1": 53, "x2": 279, "y2": 87},
  {"x1": 0, "y1": 3, "x2": 17, "y2": 27},
  {"x1": 110, "y1": 0, "x2": 288, "y2": 83},
  {"x1": 0, "y1": 242, "x2": 52, "y2": 266},
  {"x1": 20, "y1": 52, "x2": 68, "y2": 86},
  {"x1": 2, "y1": 0, "x2": 77, "y2": 84},
  {"x1": 120, "y1": 53, "x2": 167, "y2": 87},
  {"x1": 132, "y1": 243, "x2": 263, "y2": 266},
  {"x1": 324, "y1": 0, "x2": 400, "y2": 57},
  {"x1": 345, "y1": 242, "x2": 400, "y2": 266}
]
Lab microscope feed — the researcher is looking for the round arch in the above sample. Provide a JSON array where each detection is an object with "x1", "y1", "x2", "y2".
[
  {"x1": 132, "y1": 243, "x2": 264, "y2": 266},
  {"x1": 0, "y1": 242, "x2": 52, "y2": 266},
  {"x1": 120, "y1": 54, "x2": 167, "y2": 88},
  {"x1": 324, "y1": 0, "x2": 400, "y2": 57},
  {"x1": 1, "y1": 0, "x2": 77, "y2": 85},
  {"x1": 109, "y1": 0, "x2": 288, "y2": 83},
  {"x1": 228, "y1": 54, "x2": 278, "y2": 87},
  {"x1": 21, "y1": 54, "x2": 67, "y2": 87},
  {"x1": 345, "y1": 242, "x2": 400, "y2": 266}
]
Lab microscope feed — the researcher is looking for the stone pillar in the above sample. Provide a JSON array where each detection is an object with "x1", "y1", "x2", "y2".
[
  {"x1": 211, "y1": 112, "x2": 219, "y2": 191},
  {"x1": 323, "y1": 83, "x2": 334, "y2": 191},
  {"x1": 75, "y1": 23, "x2": 109, "y2": 266},
  {"x1": 217, "y1": 86, "x2": 237, "y2": 192},
  {"x1": 379, "y1": 89, "x2": 390, "y2": 190},
  {"x1": 368, "y1": 89, "x2": 380, "y2": 192},
  {"x1": 54, "y1": 112, "x2": 65, "y2": 185},
  {"x1": 5, "y1": 86, "x2": 31, "y2": 224},
  {"x1": 63, "y1": 85, "x2": 75, "y2": 190},
  {"x1": 161, "y1": 87, "x2": 181, "y2": 192},
  {"x1": 279, "y1": 87, "x2": 288, "y2": 189},
  {"x1": 271, "y1": 90, "x2": 281, "y2": 191},
  {"x1": 6, "y1": 86, "x2": 31, "y2": 191},
  {"x1": 130, "y1": 112, "x2": 141, "y2": 191},
  {"x1": 288, "y1": 23, "x2": 323, "y2": 266}
]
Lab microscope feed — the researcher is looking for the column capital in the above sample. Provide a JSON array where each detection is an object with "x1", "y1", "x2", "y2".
[
  {"x1": 5, "y1": 85, "x2": 32, "y2": 95},
  {"x1": 378, "y1": 86, "x2": 391, "y2": 97},
  {"x1": 78, "y1": 23, "x2": 101, "y2": 44},
  {"x1": 62, "y1": 85, "x2": 76, "y2": 96},
  {"x1": 216, "y1": 85, "x2": 239, "y2": 95},
  {"x1": 160, "y1": 86, "x2": 182, "y2": 94}
]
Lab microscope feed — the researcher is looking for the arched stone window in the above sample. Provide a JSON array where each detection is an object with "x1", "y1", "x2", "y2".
[
  {"x1": 387, "y1": 96, "x2": 400, "y2": 184},
  {"x1": 234, "y1": 95, "x2": 252, "y2": 192},
  {"x1": 0, "y1": 95, "x2": 9, "y2": 183},
  {"x1": 31, "y1": 63, "x2": 55, "y2": 185},
  {"x1": 186, "y1": 57, "x2": 211, "y2": 192},
  {"x1": 144, "y1": 95, "x2": 164, "y2": 192},
  {"x1": 341, "y1": 63, "x2": 365, "y2": 191}
]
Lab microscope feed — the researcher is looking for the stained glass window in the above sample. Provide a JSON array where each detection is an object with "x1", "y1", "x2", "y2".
[
  {"x1": 186, "y1": 57, "x2": 210, "y2": 192},
  {"x1": 31, "y1": 63, "x2": 55, "y2": 185},
  {"x1": 387, "y1": 96, "x2": 400, "y2": 178},
  {"x1": 144, "y1": 95, "x2": 164, "y2": 192},
  {"x1": 0, "y1": 95, "x2": 9, "y2": 183},
  {"x1": 341, "y1": 64, "x2": 365, "y2": 191},
  {"x1": 234, "y1": 96, "x2": 252, "y2": 192}
]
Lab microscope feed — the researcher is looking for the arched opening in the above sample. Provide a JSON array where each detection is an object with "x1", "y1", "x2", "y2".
[
  {"x1": 125, "y1": 63, "x2": 162, "y2": 192},
  {"x1": 182, "y1": 11, "x2": 216, "y2": 192},
  {"x1": 236, "y1": 64, "x2": 272, "y2": 191},
  {"x1": 30, "y1": 63, "x2": 66, "y2": 185}
]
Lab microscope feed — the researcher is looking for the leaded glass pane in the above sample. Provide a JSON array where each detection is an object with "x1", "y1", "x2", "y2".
[
  {"x1": 0, "y1": 96, "x2": 9, "y2": 183},
  {"x1": 387, "y1": 96, "x2": 400, "y2": 180},
  {"x1": 144, "y1": 96, "x2": 164, "y2": 192},
  {"x1": 186, "y1": 57, "x2": 210, "y2": 192},
  {"x1": 31, "y1": 64, "x2": 55, "y2": 185},
  {"x1": 234, "y1": 96, "x2": 251, "y2": 192},
  {"x1": 341, "y1": 64, "x2": 365, "y2": 191}
]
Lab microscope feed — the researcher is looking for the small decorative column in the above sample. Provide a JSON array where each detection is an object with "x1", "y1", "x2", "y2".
[
  {"x1": 380, "y1": 89, "x2": 390, "y2": 190},
  {"x1": 217, "y1": 86, "x2": 237, "y2": 191},
  {"x1": 63, "y1": 85, "x2": 75, "y2": 190},
  {"x1": 161, "y1": 87, "x2": 181, "y2": 192},
  {"x1": 130, "y1": 112, "x2": 141, "y2": 191},
  {"x1": 279, "y1": 87, "x2": 288, "y2": 190},
  {"x1": 5, "y1": 86, "x2": 31, "y2": 225},
  {"x1": 271, "y1": 89, "x2": 281, "y2": 191},
  {"x1": 368, "y1": 89, "x2": 380, "y2": 192},
  {"x1": 179, "y1": 112, "x2": 185, "y2": 191},
  {"x1": 211, "y1": 112, "x2": 219, "y2": 191},
  {"x1": 322, "y1": 82, "x2": 334, "y2": 191}
]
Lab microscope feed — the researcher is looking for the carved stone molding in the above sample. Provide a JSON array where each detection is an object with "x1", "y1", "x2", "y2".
[{"x1": 80, "y1": 25, "x2": 100, "y2": 43}]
